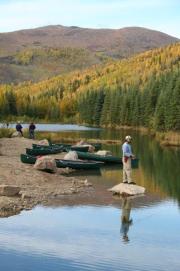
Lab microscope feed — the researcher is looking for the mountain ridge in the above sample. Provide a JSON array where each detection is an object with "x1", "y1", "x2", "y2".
[
  {"x1": 0, "y1": 25, "x2": 179, "y2": 83},
  {"x1": 0, "y1": 25, "x2": 178, "y2": 56}
]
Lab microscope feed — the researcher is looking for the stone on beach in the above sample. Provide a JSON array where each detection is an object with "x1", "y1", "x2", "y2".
[
  {"x1": 108, "y1": 183, "x2": 145, "y2": 196},
  {"x1": 11, "y1": 131, "x2": 22, "y2": 138},
  {"x1": 0, "y1": 185, "x2": 20, "y2": 197},
  {"x1": 76, "y1": 141, "x2": 95, "y2": 152},
  {"x1": 64, "y1": 151, "x2": 78, "y2": 160},
  {"x1": 34, "y1": 156, "x2": 57, "y2": 173},
  {"x1": 38, "y1": 139, "x2": 49, "y2": 146}
]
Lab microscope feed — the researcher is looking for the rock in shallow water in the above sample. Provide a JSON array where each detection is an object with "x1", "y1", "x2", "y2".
[{"x1": 108, "y1": 183, "x2": 145, "y2": 196}]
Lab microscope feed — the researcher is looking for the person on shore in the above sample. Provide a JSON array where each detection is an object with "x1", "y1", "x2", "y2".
[
  {"x1": 16, "y1": 121, "x2": 23, "y2": 136},
  {"x1": 122, "y1": 135, "x2": 136, "y2": 184},
  {"x1": 29, "y1": 122, "x2": 36, "y2": 139},
  {"x1": 120, "y1": 197, "x2": 133, "y2": 242}
]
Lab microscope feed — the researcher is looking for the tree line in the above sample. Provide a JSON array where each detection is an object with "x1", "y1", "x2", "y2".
[{"x1": 0, "y1": 43, "x2": 179, "y2": 131}]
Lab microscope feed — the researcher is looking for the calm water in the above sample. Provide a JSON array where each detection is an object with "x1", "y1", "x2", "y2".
[
  {"x1": 0, "y1": 123, "x2": 101, "y2": 131},
  {"x1": 0, "y1": 124, "x2": 180, "y2": 271}
]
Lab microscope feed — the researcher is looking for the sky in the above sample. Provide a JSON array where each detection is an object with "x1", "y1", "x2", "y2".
[{"x1": 0, "y1": 0, "x2": 179, "y2": 38}]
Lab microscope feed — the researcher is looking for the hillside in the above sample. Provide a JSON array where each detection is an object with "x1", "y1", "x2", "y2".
[
  {"x1": 0, "y1": 43, "x2": 180, "y2": 132},
  {"x1": 0, "y1": 47, "x2": 108, "y2": 83},
  {"x1": 0, "y1": 25, "x2": 178, "y2": 83}
]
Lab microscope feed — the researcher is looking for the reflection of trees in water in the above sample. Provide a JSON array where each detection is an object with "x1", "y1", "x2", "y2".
[
  {"x1": 137, "y1": 135, "x2": 180, "y2": 203},
  {"x1": 99, "y1": 132, "x2": 180, "y2": 202},
  {"x1": 43, "y1": 129, "x2": 180, "y2": 202}
]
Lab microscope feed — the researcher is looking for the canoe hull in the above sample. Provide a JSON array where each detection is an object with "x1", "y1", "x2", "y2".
[
  {"x1": 76, "y1": 151, "x2": 139, "y2": 167},
  {"x1": 65, "y1": 146, "x2": 89, "y2": 152},
  {"x1": 33, "y1": 143, "x2": 90, "y2": 152},
  {"x1": 20, "y1": 154, "x2": 103, "y2": 170},
  {"x1": 50, "y1": 143, "x2": 102, "y2": 151},
  {"x1": 26, "y1": 147, "x2": 63, "y2": 156}
]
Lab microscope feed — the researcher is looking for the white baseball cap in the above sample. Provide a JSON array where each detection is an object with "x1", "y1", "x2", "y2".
[{"x1": 125, "y1": 135, "x2": 132, "y2": 142}]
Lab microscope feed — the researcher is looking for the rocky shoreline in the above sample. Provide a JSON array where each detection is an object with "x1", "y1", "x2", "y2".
[{"x1": 0, "y1": 138, "x2": 95, "y2": 217}]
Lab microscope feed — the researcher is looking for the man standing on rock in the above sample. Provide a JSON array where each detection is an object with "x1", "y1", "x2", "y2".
[{"x1": 122, "y1": 135, "x2": 136, "y2": 185}]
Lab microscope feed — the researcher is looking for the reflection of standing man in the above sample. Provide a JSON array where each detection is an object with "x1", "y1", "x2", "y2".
[
  {"x1": 122, "y1": 135, "x2": 136, "y2": 184},
  {"x1": 120, "y1": 197, "x2": 132, "y2": 242}
]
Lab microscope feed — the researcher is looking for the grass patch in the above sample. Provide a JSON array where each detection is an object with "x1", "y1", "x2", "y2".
[
  {"x1": 34, "y1": 131, "x2": 122, "y2": 145},
  {"x1": 0, "y1": 128, "x2": 14, "y2": 138}
]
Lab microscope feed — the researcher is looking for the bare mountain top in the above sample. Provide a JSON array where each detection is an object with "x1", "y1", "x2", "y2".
[{"x1": 0, "y1": 25, "x2": 178, "y2": 57}]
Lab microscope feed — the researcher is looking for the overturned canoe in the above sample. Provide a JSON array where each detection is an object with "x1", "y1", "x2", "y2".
[
  {"x1": 50, "y1": 142, "x2": 102, "y2": 151},
  {"x1": 20, "y1": 154, "x2": 104, "y2": 170},
  {"x1": 76, "y1": 151, "x2": 139, "y2": 166},
  {"x1": 32, "y1": 143, "x2": 64, "y2": 150},
  {"x1": 64, "y1": 145, "x2": 90, "y2": 152},
  {"x1": 26, "y1": 146, "x2": 63, "y2": 156},
  {"x1": 32, "y1": 143, "x2": 90, "y2": 152},
  {"x1": 56, "y1": 159, "x2": 103, "y2": 169}
]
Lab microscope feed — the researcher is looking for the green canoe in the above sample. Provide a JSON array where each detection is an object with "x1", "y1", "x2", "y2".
[
  {"x1": 50, "y1": 142, "x2": 102, "y2": 151},
  {"x1": 26, "y1": 146, "x2": 63, "y2": 156},
  {"x1": 32, "y1": 143, "x2": 63, "y2": 149},
  {"x1": 65, "y1": 145, "x2": 90, "y2": 152},
  {"x1": 76, "y1": 151, "x2": 139, "y2": 166},
  {"x1": 21, "y1": 154, "x2": 104, "y2": 170},
  {"x1": 32, "y1": 143, "x2": 90, "y2": 152}
]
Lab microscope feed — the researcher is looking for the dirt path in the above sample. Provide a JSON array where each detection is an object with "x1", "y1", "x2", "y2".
[{"x1": 0, "y1": 137, "x2": 96, "y2": 217}]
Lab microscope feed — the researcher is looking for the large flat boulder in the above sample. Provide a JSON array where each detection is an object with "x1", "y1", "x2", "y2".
[
  {"x1": 34, "y1": 156, "x2": 57, "y2": 173},
  {"x1": 108, "y1": 183, "x2": 145, "y2": 196},
  {"x1": 0, "y1": 185, "x2": 20, "y2": 197}
]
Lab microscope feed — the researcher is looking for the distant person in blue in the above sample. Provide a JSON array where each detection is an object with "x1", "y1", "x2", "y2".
[
  {"x1": 122, "y1": 135, "x2": 136, "y2": 184},
  {"x1": 29, "y1": 122, "x2": 36, "y2": 139},
  {"x1": 16, "y1": 121, "x2": 23, "y2": 136}
]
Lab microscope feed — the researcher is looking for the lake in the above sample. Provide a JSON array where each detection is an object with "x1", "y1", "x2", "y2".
[
  {"x1": 0, "y1": 124, "x2": 180, "y2": 271},
  {"x1": 0, "y1": 123, "x2": 101, "y2": 131}
]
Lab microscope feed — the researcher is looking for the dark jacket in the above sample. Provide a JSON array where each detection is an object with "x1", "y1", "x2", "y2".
[
  {"x1": 29, "y1": 124, "x2": 36, "y2": 131},
  {"x1": 16, "y1": 124, "x2": 22, "y2": 132}
]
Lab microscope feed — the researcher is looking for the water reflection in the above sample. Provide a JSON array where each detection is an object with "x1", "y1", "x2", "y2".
[
  {"x1": 120, "y1": 197, "x2": 133, "y2": 243},
  {"x1": 138, "y1": 135, "x2": 180, "y2": 203},
  {"x1": 0, "y1": 123, "x2": 101, "y2": 132},
  {"x1": 0, "y1": 203, "x2": 179, "y2": 271}
]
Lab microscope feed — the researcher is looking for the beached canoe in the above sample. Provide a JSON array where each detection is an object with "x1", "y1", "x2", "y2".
[
  {"x1": 26, "y1": 146, "x2": 63, "y2": 156},
  {"x1": 50, "y1": 142, "x2": 102, "y2": 151},
  {"x1": 76, "y1": 151, "x2": 139, "y2": 166},
  {"x1": 32, "y1": 143, "x2": 90, "y2": 152},
  {"x1": 65, "y1": 145, "x2": 90, "y2": 152},
  {"x1": 20, "y1": 154, "x2": 104, "y2": 170},
  {"x1": 32, "y1": 143, "x2": 63, "y2": 149}
]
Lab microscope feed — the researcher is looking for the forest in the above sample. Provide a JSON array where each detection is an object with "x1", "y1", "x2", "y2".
[{"x1": 0, "y1": 42, "x2": 179, "y2": 132}]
